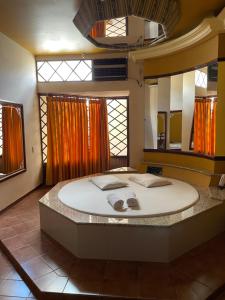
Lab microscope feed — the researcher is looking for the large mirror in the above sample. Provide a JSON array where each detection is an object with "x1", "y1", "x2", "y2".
[
  {"x1": 0, "y1": 100, "x2": 26, "y2": 181},
  {"x1": 145, "y1": 61, "x2": 218, "y2": 156}
]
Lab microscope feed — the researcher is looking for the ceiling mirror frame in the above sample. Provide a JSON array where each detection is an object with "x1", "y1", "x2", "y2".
[
  {"x1": 144, "y1": 59, "x2": 219, "y2": 157},
  {"x1": 0, "y1": 99, "x2": 26, "y2": 183}
]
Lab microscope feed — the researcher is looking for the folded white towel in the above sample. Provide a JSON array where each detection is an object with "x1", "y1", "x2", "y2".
[
  {"x1": 90, "y1": 175, "x2": 128, "y2": 190},
  {"x1": 126, "y1": 191, "x2": 138, "y2": 207},
  {"x1": 107, "y1": 194, "x2": 124, "y2": 210},
  {"x1": 129, "y1": 174, "x2": 171, "y2": 188}
]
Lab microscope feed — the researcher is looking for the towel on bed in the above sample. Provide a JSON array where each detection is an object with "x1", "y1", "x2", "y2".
[
  {"x1": 90, "y1": 175, "x2": 128, "y2": 190},
  {"x1": 129, "y1": 174, "x2": 171, "y2": 188},
  {"x1": 126, "y1": 191, "x2": 138, "y2": 207},
  {"x1": 107, "y1": 194, "x2": 124, "y2": 210}
]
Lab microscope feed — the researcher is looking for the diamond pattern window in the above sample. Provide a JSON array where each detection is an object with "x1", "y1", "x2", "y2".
[
  {"x1": 39, "y1": 96, "x2": 128, "y2": 163},
  {"x1": 107, "y1": 98, "x2": 127, "y2": 156},
  {"x1": 37, "y1": 60, "x2": 92, "y2": 82},
  {"x1": 0, "y1": 104, "x2": 2, "y2": 156},
  {"x1": 195, "y1": 70, "x2": 207, "y2": 88},
  {"x1": 105, "y1": 18, "x2": 127, "y2": 37}
]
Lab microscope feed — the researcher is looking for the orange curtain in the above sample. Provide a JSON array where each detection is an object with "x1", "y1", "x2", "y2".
[
  {"x1": 46, "y1": 96, "x2": 89, "y2": 185},
  {"x1": 2, "y1": 106, "x2": 24, "y2": 173},
  {"x1": 194, "y1": 98, "x2": 217, "y2": 156},
  {"x1": 90, "y1": 21, "x2": 105, "y2": 38},
  {"x1": 89, "y1": 99, "x2": 110, "y2": 174}
]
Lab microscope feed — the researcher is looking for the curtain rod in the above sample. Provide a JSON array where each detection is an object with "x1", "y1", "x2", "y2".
[{"x1": 37, "y1": 93, "x2": 128, "y2": 100}]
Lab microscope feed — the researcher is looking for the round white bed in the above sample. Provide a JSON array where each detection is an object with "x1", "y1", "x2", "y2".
[{"x1": 58, "y1": 174, "x2": 199, "y2": 218}]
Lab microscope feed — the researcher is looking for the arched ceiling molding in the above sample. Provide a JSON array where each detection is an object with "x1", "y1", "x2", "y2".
[
  {"x1": 129, "y1": 7, "x2": 225, "y2": 62},
  {"x1": 73, "y1": 0, "x2": 180, "y2": 50}
]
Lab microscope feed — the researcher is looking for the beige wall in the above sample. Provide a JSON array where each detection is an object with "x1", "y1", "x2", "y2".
[
  {"x1": 144, "y1": 35, "x2": 219, "y2": 77},
  {"x1": 37, "y1": 58, "x2": 145, "y2": 168},
  {"x1": 0, "y1": 33, "x2": 42, "y2": 211}
]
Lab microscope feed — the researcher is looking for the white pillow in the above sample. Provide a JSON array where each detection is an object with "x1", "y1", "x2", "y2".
[
  {"x1": 90, "y1": 175, "x2": 128, "y2": 190},
  {"x1": 129, "y1": 174, "x2": 171, "y2": 188}
]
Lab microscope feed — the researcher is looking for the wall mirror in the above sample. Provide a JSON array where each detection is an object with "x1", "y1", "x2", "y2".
[
  {"x1": 157, "y1": 112, "x2": 167, "y2": 150},
  {"x1": 145, "y1": 61, "x2": 218, "y2": 156},
  {"x1": 0, "y1": 100, "x2": 26, "y2": 182}
]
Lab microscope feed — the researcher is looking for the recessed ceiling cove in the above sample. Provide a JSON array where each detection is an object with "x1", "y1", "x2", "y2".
[{"x1": 73, "y1": 0, "x2": 180, "y2": 50}]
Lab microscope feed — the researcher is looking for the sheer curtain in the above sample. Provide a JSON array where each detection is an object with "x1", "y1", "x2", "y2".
[
  {"x1": 89, "y1": 98, "x2": 110, "y2": 173},
  {"x1": 90, "y1": 21, "x2": 105, "y2": 38},
  {"x1": 46, "y1": 95, "x2": 110, "y2": 185},
  {"x1": 2, "y1": 106, "x2": 23, "y2": 173},
  {"x1": 194, "y1": 98, "x2": 217, "y2": 156}
]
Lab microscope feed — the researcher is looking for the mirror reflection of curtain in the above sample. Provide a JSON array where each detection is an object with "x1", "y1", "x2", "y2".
[
  {"x1": 46, "y1": 96, "x2": 110, "y2": 185},
  {"x1": 2, "y1": 106, "x2": 23, "y2": 174},
  {"x1": 90, "y1": 21, "x2": 105, "y2": 38},
  {"x1": 193, "y1": 98, "x2": 217, "y2": 156},
  {"x1": 157, "y1": 112, "x2": 166, "y2": 149}
]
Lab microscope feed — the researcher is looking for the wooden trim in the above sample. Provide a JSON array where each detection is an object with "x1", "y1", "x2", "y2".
[
  {"x1": 143, "y1": 149, "x2": 225, "y2": 161},
  {"x1": 170, "y1": 110, "x2": 182, "y2": 113},
  {"x1": 144, "y1": 59, "x2": 218, "y2": 80}
]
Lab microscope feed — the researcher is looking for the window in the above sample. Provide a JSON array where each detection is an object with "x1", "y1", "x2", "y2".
[
  {"x1": 107, "y1": 98, "x2": 127, "y2": 156},
  {"x1": 195, "y1": 70, "x2": 207, "y2": 88},
  {"x1": 37, "y1": 60, "x2": 92, "y2": 82},
  {"x1": 0, "y1": 104, "x2": 2, "y2": 156},
  {"x1": 39, "y1": 96, "x2": 128, "y2": 163},
  {"x1": 105, "y1": 17, "x2": 127, "y2": 37}
]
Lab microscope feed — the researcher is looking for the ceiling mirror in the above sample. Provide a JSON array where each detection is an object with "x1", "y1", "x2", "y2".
[
  {"x1": 145, "y1": 61, "x2": 218, "y2": 156},
  {"x1": 0, "y1": 100, "x2": 26, "y2": 182}
]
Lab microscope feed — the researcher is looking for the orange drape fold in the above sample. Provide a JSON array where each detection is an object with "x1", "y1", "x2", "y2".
[
  {"x1": 2, "y1": 106, "x2": 24, "y2": 173},
  {"x1": 90, "y1": 21, "x2": 105, "y2": 38},
  {"x1": 194, "y1": 98, "x2": 217, "y2": 156},
  {"x1": 46, "y1": 96, "x2": 110, "y2": 185},
  {"x1": 89, "y1": 99, "x2": 110, "y2": 173},
  {"x1": 46, "y1": 97, "x2": 89, "y2": 185}
]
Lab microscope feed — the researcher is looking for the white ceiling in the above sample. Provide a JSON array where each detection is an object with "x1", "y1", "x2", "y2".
[
  {"x1": 0, "y1": 0, "x2": 224, "y2": 56},
  {"x1": 0, "y1": 0, "x2": 103, "y2": 55}
]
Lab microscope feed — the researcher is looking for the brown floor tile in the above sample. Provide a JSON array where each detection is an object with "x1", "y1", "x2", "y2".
[
  {"x1": 42, "y1": 248, "x2": 76, "y2": 272},
  {"x1": 22, "y1": 256, "x2": 54, "y2": 279},
  {"x1": 172, "y1": 272, "x2": 213, "y2": 300},
  {"x1": 0, "y1": 297, "x2": 27, "y2": 300},
  {"x1": 0, "y1": 264, "x2": 15, "y2": 280},
  {"x1": 0, "y1": 279, "x2": 30, "y2": 297},
  {"x1": 2, "y1": 235, "x2": 28, "y2": 251},
  {"x1": 12, "y1": 246, "x2": 40, "y2": 264},
  {"x1": 104, "y1": 260, "x2": 138, "y2": 281},
  {"x1": 34, "y1": 271, "x2": 68, "y2": 293},
  {"x1": 63, "y1": 278, "x2": 102, "y2": 296},
  {"x1": 0, "y1": 226, "x2": 17, "y2": 240},
  {"x1": 101, "y1": 278, "x2": 139, "y2": 298},
  {"x1": 69, "y1": 259, "x2": 106, "y2": 281}
]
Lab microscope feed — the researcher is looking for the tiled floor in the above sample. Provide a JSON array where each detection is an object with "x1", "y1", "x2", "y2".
[
  {"x1": 0, "y1": 250, "x2": 37, "y2": 299},
  {"x1": 1, "y1": 186, "x2": 225, "y2": 299}
]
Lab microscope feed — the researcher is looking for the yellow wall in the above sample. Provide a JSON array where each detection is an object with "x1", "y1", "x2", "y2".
[
  {"x1": 143, "y1": 151, "x2": 216, "y2": 173},
  {"x1": 141, "y1": 151, "x2": 225, "y2": 186},
  {"x1": 216, "y1": 61, "x2": 225, "y2": 156},
  {"x1": 170, "y1": 112, "x2": 182, "y2": 143},
  {"x1": 144, "y1": 36, "x2": 219, "y2": 78}
]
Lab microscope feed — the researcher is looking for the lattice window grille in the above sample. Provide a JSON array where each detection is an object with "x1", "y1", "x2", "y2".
[
  {"x1": 39, "y1": 96, "x2": 128, "y2": 163},
  {"x1": 107, "y1": 99, "x2": 127, "y2": 156},
  {"x1": 39, "y1": 96, "x2": 48, "y2": 163},
  {"x1": 195, "y1": 70, "x2": 207, "y2": 88},
  {"x1": 37, "y1": 60, "x2": 92, "y2": 82},
  {"x1": 105, "y1": 18, "x2": 127, "y2": 37},
  {"x1": 0, "y1": 104, "x2": 2, "y2": 156}
]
